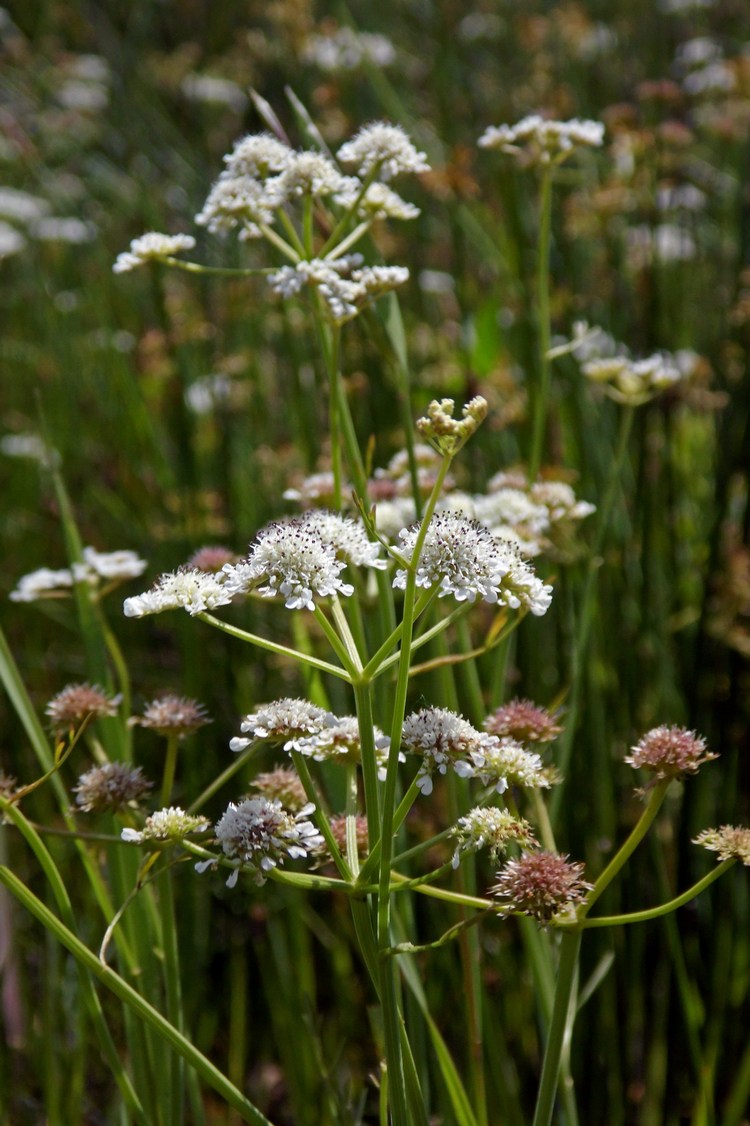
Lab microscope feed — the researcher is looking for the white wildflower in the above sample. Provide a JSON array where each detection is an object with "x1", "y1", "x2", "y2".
[
  {"x1": 9, "y1": 567, "x2": 75, "y2": 602},
  {"x1": 337, "y1": 122, "x2": 430, "y2": 181},
  {"x1": 121, "y1": 806, "x2": 210, "y2": 843},
  {"x1": 222, "y1": 517, "x2": 354, "y2": 610},
  {"x1": 276, "y1": 151, "x2": 354, "y2": 198},
  {"x1": 195, "y1": 175, "x2": 282, "y2": 238},
  {"x1": 402, "y1": 707, "x2": 499, "y2": 795},
  {"x1": 123, "y1": 567, "x2": 233, "y2": 618},
  {"x1": 268, "y1": 255, "x2": 408, "y2": 324},
  {"x1": 230, "y1": 698, "x2": 334, "y2": 753},
  {"x1": 77, "y1": 547, "x2": 147, "y2": 581},
  {"x1": 474, "y1": 738, "x2": 551, "y2": 792},
  {"x1": 214, "y1": 797, "x2": 324, "y2": 886},
  {"x1": 222, "y1": 133, "x2": 293, "y2": 179},
  {"x1": 393, "y1": 512, "x2": 553, "y2": 614},
  {"x1": 303, "y1": 28, "x2": 396, "y2": 72},
  {"x1": 283, "y1": 471, "x2": 343, "y2": 508},
  {"x1": 479, "y1": 115, "x2": 604, "y2": 165},
  {"x1": 302, "y1": 510, "x2": 387, "y2": 570},
  {"x1": 334, "y1": 181, "x2": 420, "y2": 221},
  {"x1": 113, "y1": 232, "x2": 196, "y2": 273},
  {"x1": 372, "y1": 497, "x2": 417, "y2": 541},
  {"x1": 451, "y1": 807, "x2": 537, "y2": 867},
  {"x1": 295, "y1": 715, "x2": 398, "y2": 780}
]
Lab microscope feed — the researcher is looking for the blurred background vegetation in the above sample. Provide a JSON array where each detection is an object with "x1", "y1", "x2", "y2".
[{"x1": 1, "y1": 1, "x2": 749, "y2": 1122}]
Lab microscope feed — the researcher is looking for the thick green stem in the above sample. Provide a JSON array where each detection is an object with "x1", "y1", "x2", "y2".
[{"x1": 532, "y1": 930, "x2": 582, "y2": 1126}]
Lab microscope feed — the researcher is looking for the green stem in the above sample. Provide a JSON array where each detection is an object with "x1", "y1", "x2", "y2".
[
  {"x1": 288, "y1": 750, "x2": 352, "y2": 881},
  {"x1": 532, "y1": 931, "x2": 582, "y2": 1126},
  {"x1": 528, "y1": 166, "x2": 553, "y2": 483},
  {"x1": 581, "y1": 859, "x2": 735, "y2": 927},
  {"x1": 161, "y1": 734, "x2": 179, "y2": 808},
  {"x1": 187, "y1": 742, "x2": 258, "y2": 814},
  {"x1": 352, "y1": 681, "x2": 381, "y2": 848},
  {"x1": 328, "y1": 323, "x2": 344, "y2": 509},
  {"x1": 196, "y1": 611, "x2": 350, "y2": 681},
  {"x1": 312, "y1": 603, "x2": 359, "y2": 676},
  {"x1": 158, "y1": 871, "x2": 185, "y2": 1126},
  {"x1": 551, "y1": 405, "x2": 635, "y2": 821},
  {"x1": 581, "y1": 778, "x2": 671, "y2": 917},
  {"x1": 345, "y1": 763, "x2": 361, "y2": 877}
]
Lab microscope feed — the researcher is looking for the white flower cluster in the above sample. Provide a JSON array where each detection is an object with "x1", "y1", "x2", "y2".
[
  {"x1": 222, "y1": 511, "x2": 384, "y2": 610},
  {"x1": 269, "y1": 254, "x2": 409, "y2": 324},
  {"x1": 473, "y1": 738, "x2": 550, "y2": 792},
  {"x1": 478, "y1": 473, "x2": 596, "y2": 558},
  {"x1": 570, "y1": 324, "x2": 691, "y2": 405},
  {"x1": 293, "y1": 715, "x2": 401, "y2": 781},
  {"x1": 333, "y1": 181, "x2": 420, "y2": 221},
  {"x1": 451, "y1": 807, "x2": 537, "y2": 867},
  {"x1": 401, "y1": 707, "x2": 501, "y2": 795},
  {"x1": 11, "y1": 548, "x2": 147, "y2": 602},
  {"x1": 213, "y1": 797, "x2": 324, "y2": 887},
  {"x1": 121, "y1": 806, "x2": 210, "y2": 843},
  {"x1": 196, "y1": 123, "x2": 425, "y2": 242},
  {"x1": 337, "y1": 122, "x2": 429, "y2": 181},
  {"x1": 393, "y1": 512, "x2": 553, "y2": 615},
  {"x1": 113, "y1": 232, "x2": 196, "y2": 273},
  {"x1": 303, "y1": 27, "x2": 397, "y2": 72},
  {"x1": 230, "y1": 698, "x2": 335, "y2": 753},
  {"x1": 478, "y1": 115, "x2": 604, "y2": 165},
  {"x1": 123, "y1": 567, "x2": 233, "y2": 618}
]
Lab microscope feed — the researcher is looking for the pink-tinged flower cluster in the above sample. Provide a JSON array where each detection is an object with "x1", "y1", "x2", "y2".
[
  {"x1": 625, "y1": 725, "x2": 716, "y2": 780},
  {"x1": 490, "y1": 851, "x2": 592, "y2": 922}
]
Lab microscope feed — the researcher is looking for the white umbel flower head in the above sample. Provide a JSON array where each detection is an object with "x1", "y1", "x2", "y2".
[
  {"x1": 393, "y1": 512, "x2": 553, "y2": 614},
  {"x1": 222, "y1": 517, "x2": 356, "y2": 610},
  {"x1": 113, "y1": 232, "x2": 196, "y2": 273},
  {"x1": 230, "y1": 698, "x2": 334, "y2": 753},
  {"x1": 295, "y1": 715, "x2": 400, "y2": 780},
  {"x1": 301, "y1": 510, "x2": 387, "y2": 570},
  {"x1": 123, "y1": 567, "x2": 233, "y2": 618},
  {"x1": 76, "y1": 547, "x2": 147, "y2": 581},
  {"x1": 121, "y1": 806, "x2": 210, "y2": 843},
  {"x1": 402, "y1": 706, "x2": 499, "y2": 794},
  {"x1": 334, "y1": 181, "x2": 420, "y2": 220},
  {"x1": 10, "y1": 567, "x2": 75, "y2": 602},
  {"x1": 195, "y1": 175, "x2": 282, "y2": 238},
  {"x1": 11, "y1": 547, "x2": 148, "y2": 602},
  {"x1": 276, "y1": 151, "x2": 354, "y2": 198},
  {"x1": 451, "y1": 807, "x2": 537, "y2": 867},
  {"x1": 473, "y1": 738, "x2": 551, "y2": 793},
  {"x1": 222, "y1": 133, "x2": 293, "y2": 179},
  {"x1": 214, "y1": 797, "x2": 324, "y2": 886},
  {"x1": 337, "y1": 122, "x2": 430, "y2": 181},
  {"x1": 268, "y1": 255, "x2": 409, "y2": 325},
  {"x1": 479, "y1": 115, "x2": 604, "y2": 165}
]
